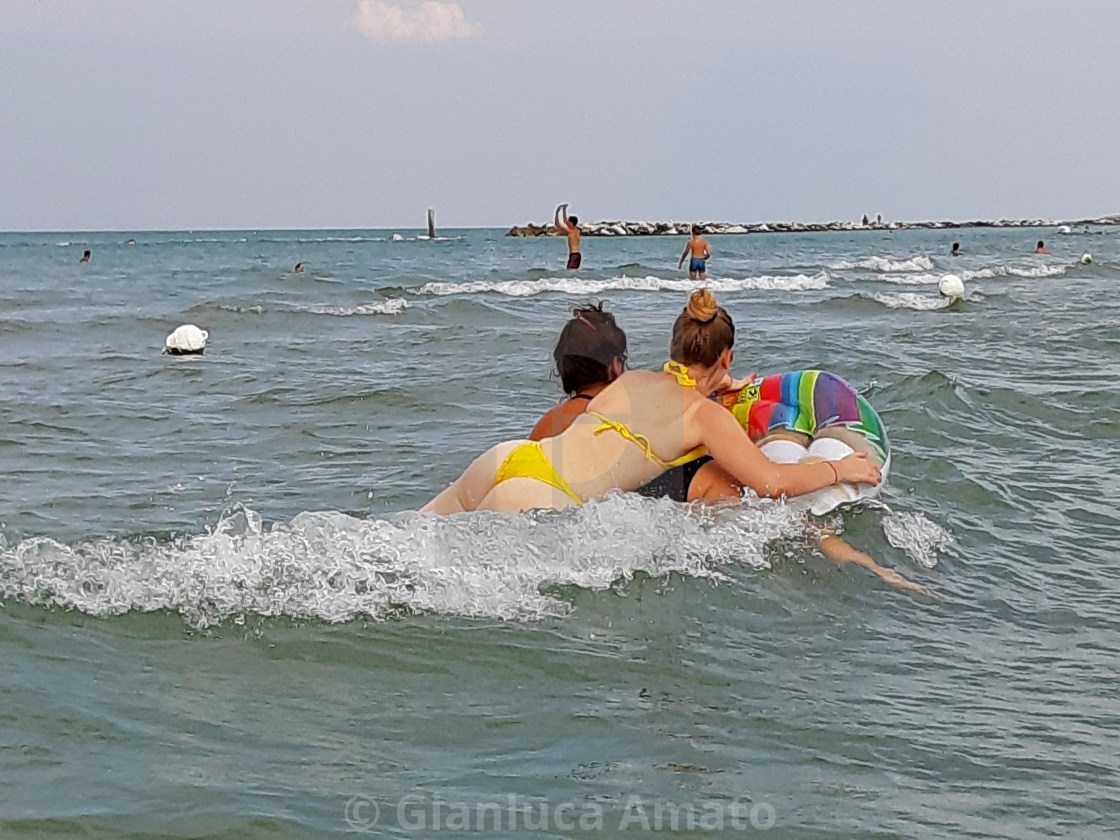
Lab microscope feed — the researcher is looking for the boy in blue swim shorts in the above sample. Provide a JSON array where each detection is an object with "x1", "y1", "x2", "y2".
[{"x1": 678, "y1": 225, "x2": 711, "y2": 280}]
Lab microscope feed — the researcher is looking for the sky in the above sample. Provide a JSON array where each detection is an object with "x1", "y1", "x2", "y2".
[{"x1": 2, "y1": 0, "x2": 1118, "y2": 231}]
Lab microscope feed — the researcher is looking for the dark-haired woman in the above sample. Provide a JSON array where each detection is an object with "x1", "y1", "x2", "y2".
[
  {"x1": 529, "y1": 304, "x2": 628, "y2": 442},
  {"x1": 422, "y1": 289, "x2": 881, "y2": 514}
]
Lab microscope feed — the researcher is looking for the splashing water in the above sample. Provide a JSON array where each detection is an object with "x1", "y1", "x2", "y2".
[
  {"x1": 0, "y1": 497, "x2": 808, "y2": 629},
  {"x1": 882, "y1": 511, "x2": 953, "y2": 568}
]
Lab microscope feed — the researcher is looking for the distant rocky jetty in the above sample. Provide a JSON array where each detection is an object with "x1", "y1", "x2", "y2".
[{"x1": 507, "y1": 215, "x2": 1120, "y2": 237}]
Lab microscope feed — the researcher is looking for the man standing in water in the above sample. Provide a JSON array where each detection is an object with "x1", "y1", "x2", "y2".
[
  {"x1": 678, "y1": 225, "x2": 711, "y2": 280},
  {"x1": 554, "y1": 203, "x2": 581, "y2": 269}
]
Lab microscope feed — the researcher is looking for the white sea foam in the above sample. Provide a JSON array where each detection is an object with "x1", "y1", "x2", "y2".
[
  {"x1": 962, "y1": 268, "x2": 997, "y2": 281},
  {"x1": 833, "y1": 255, "x2": 934, "y2": 272},
  {"x1": 881, "y1": 273, "x2": 944, "y2": 286},
  {"x1": 882, "y1": 511, "x2": 953, "y2": 568},
  {"x1": 870, "y1": 292, "x2": 955, "y2": 311},
  {"x1": 0, "y1": 497, "x2": 804, "y2": 629},
  {"x1": 881, "y1": 269, "x2": 997, "y2": 285},
  {"x1": 1005, "y1": 263, "x2": 1067, "y2": 278},
  {"x1": 305, "y1": 297, "x2": 408, "y2": 316},
  {"x1": 292, "y1": 236, "x2": 388, "y2": 244},
  {"x1": 417, "y1": 273, "x2": 830, "y2": 298},
  {"x1": 388, "y1": 235, "x2": 464, "y2": 243}
]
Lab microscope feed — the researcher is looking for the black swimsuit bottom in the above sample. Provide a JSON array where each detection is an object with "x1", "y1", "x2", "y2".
[{"x1": 634, "y1": 456, "x2": 712, "y2": 503}]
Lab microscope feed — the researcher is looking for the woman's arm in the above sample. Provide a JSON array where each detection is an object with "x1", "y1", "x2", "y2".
[{"x1": 696, "y1": 400, "x2": 881, "y2": 498}]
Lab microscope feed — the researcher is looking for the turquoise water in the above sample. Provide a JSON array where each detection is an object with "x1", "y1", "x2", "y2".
[{"x1": 1, "y1": 226, "x2": 1118, "y2": 837}]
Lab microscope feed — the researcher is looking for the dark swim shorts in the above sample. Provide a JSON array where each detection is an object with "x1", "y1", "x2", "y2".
[
  {"x1": 635, "y1": 456, "x2": 712, "y2": 503},
  {"x1": 689, "y1": 257, "x2": 706, "y2": 274},
  {"x1": 567, "y1": 251, "x2": 582, "y2": 270}
]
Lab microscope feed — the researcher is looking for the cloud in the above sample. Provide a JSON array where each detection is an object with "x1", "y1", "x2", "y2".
[{"x1": 352, "y1": 0, "x2": 480, "y2": 45}]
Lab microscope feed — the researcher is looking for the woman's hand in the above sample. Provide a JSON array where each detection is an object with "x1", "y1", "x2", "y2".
[
  {"x1": 725, "y1": 373, "x2": 756, "y2": 391},
  {"x1": 835, "y1": 452, "x2": 882, "y2": 485},
  {"x1": 713, "y1": 372, "x2": 756, "y2": 394}
]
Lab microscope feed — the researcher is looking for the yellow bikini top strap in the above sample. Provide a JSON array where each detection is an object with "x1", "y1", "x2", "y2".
[
  {"x1": 663, "y1": 361, "x2": 696, "y2": 388},
  {"x1": 589, "y1": 412, "x2": 658, "y2": 461},
  {"x1": 664, "y1": 445, "x2": 708, "y2": 468},
  {"x1": 588, "y1": 411, "x2": 708, "y2": 470}
]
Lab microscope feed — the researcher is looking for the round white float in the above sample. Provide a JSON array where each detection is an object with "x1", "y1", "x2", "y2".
[
  {"x1": 165, "y1": 324, "x2": 208, "y2": 355},
  {"x1": 938, "y1": 274, "x2": 965, "y2": 300}
]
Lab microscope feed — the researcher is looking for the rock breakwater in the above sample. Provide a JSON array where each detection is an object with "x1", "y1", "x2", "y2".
[{"x1": 506, "y1": 215, "x2": 1120, "y2": 237}]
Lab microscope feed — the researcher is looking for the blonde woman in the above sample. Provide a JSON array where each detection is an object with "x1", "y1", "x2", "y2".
[{"x1": 422, "y1": 290, "x2": 881, "y2": 514}]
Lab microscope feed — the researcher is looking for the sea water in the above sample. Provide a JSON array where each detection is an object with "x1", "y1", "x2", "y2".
[{"x1": 0, "y1": 226, "x2": 1117, "y2": 837}]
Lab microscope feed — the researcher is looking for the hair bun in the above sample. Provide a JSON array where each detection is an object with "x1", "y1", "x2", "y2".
[{"x1": 686, "y1": 288, "x2": 718, "y2": 323}]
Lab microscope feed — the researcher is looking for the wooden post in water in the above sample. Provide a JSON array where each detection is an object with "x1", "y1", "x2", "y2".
[{"x1": 427, "y1": 208, "x2": 436, "y2": 239}]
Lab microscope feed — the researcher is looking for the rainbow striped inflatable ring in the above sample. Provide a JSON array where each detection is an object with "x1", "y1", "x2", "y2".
[{"x1": 729, "y1": 370, "x2": 890, "y2": 465}]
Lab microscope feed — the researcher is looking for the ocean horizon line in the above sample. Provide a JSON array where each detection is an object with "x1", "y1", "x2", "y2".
[{"x1": 4, "y1": 212, "x2": 1119, "y2": 237}]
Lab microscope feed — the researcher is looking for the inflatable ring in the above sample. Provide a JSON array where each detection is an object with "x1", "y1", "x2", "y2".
[{"x1": 730, "y1": 370, "x2": 890, "y2": 515}]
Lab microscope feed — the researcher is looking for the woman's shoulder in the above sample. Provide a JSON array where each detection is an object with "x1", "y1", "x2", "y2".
[{"x1": 530, "y1": 400, "x2": 588, "y2": 441}]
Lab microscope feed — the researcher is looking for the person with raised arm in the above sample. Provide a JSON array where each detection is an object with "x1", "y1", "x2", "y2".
[{"x1": 554, "y1": 203, "x2": 582, "y2": 269}]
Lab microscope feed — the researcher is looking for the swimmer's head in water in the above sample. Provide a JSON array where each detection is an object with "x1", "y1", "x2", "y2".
[
  {"x1": 670, "y1": 288, "x2": 735, "y2": 368},
  {"x1": 553, "y1": 303, "x2": 627, "y2": 396}
]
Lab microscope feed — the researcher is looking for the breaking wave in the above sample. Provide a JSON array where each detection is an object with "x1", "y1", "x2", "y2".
[
  {"x1": 833, "y1": 255, "x2": 935, "y2": 272},
  {"x1": 868, "y1": 292, "x2": 957, "y2": 311},
  {"x1": 417, "y1": 273, "x2": 830, "y2": 298},
  {"x1": 302, "y1": 297, "x2": 408, "y2": 316},
  {"x1": 0, "y1": 497, "x2": 810, "y2": 629}
]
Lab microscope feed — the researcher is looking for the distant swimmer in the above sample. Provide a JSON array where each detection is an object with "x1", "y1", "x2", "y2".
[
  {"x1": 294, "y1": 262, "x2": 304, "y2": 274},
  {"x1": 950, "y1": 242, "x2": 961, "y2": 256},
  {"x1": 79, "y1": 249, "x2": 91, "y2": 263},
  {"x1": 678, "y1": 225, "x2": 712, "y2": 280},
  {"x1": 554, "y1": 203, "x2": 581, "y2": 270},
  {"x1": 1036, "y1": 240, "x2": 1048, "y2": 254}
]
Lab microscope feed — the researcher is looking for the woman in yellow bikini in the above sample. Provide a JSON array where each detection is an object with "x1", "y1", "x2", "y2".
[{"x1": 421, "y1": 289, "x2": 882, "y2": 515}]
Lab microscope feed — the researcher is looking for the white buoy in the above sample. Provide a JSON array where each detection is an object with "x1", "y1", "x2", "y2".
[
  {"x1": 164, "y1": 324, "x2": 208, "y2": 355},
  {"x1": 391, "y1": 233, "x2": 405, "y2": 242},
  {"x1": 938, "y1": 274, "x2": 965, "y2": 300},
  {"x1": 1081, "y1": 253, "x2": 1092, "y2": 265},
  {"x1": 1057, "y1": 225, "x2": 1072, "y2": 235}
]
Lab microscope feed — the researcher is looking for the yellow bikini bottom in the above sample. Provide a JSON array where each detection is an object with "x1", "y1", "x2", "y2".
[
  {"x1": 493, "y1": 441, "x2": 584, "y2": 505},
  {"x1": 493, "y1": 413, "x2": 706, "y2": 506}
]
